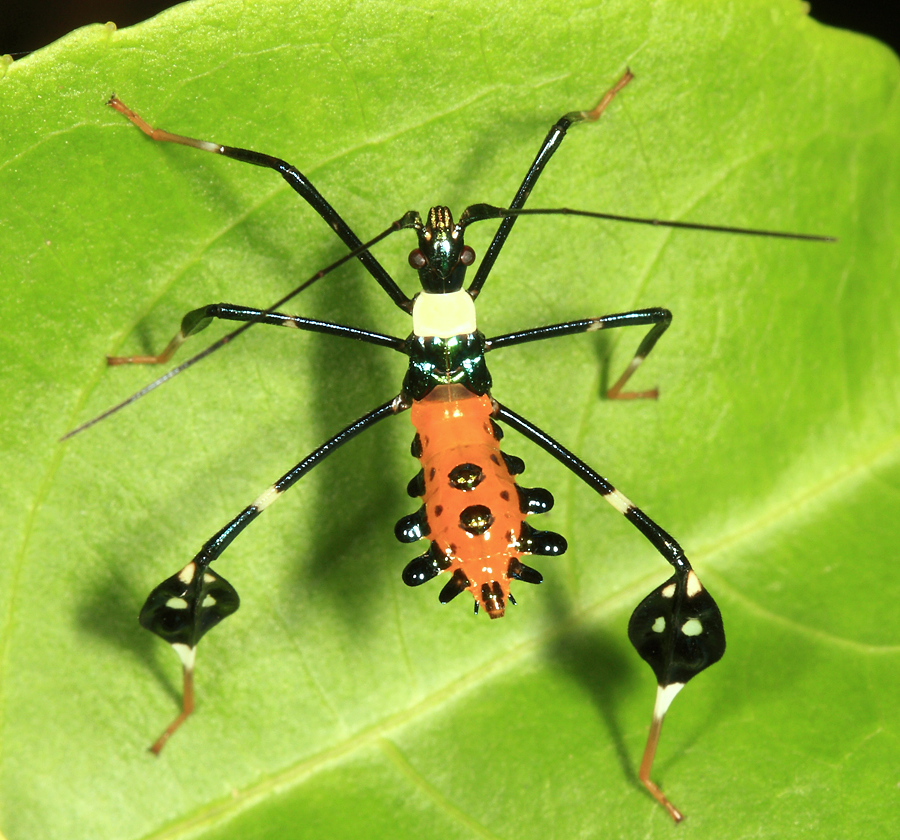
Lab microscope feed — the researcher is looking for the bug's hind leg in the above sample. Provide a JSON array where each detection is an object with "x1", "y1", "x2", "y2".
[
  {"x1": 139, "y1": 561, "x2": 239, "y2": 753},
  {"x1": 138, "y1": 397, "x2": 402, "y2": 751},
  {"x1": 494, "y1": 401, "x2": 725, "y2": 821},
  {"x1": 627, "y1": 570, "x2": 725, "y2": 821}
]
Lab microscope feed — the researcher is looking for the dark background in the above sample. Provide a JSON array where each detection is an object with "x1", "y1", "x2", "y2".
[{"x1": 1, "y1": 1, "x2": 899, "y2": 58}]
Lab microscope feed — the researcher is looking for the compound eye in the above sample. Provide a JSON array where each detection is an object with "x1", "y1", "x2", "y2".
[
  {"x1": 408, "y1": 249, "x2": 427, "y2": 270},
  {"x1": 459, "y1": 245, "x2": 476, "y2": 266}
]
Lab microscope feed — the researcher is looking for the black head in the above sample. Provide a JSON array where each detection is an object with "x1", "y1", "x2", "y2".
[{"x1": 407, "y1": 206, "x2": 476, "y2": 294}]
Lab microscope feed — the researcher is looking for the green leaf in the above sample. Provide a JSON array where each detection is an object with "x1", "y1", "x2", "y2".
[{"x1": 2, "y1": 1, "x2": 898, "y2": 838}]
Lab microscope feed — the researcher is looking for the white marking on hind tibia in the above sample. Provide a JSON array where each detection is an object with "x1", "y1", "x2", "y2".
[
  {"x1": 686, "y1": 570, "x2": 703, "y2": 597},
  {"x1": 177, "y1": 562, "x2": 197, "y2": 584},
  {"x1": 253, "y1": 485, "x2": 282, "y2": 511},
  {"x1": 412, "y1": 290, "x2": 477, "y2": 338},
  {"x1": 602, "y1": 488, "x2": 634, "y2": 515},
  {"x1": 653, "y1": 682, "x2": 685, "y2": 722},
  {"x1": 172, "y1": 643, "x2": 196, "y2": 671}
]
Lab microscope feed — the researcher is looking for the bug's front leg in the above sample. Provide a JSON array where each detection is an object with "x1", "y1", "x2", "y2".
[
  {"x1": 466, "y1": 69, "x2": 633, "y2": 298},
  {"x1": 107, "y1": 96, "x2": 413, "y2": 312}
]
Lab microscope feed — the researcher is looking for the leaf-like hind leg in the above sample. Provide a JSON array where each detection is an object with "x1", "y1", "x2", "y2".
[
  {"x1": 139, "y1": 562, "x2": 238, "y2": 754},
  {"x1": 139, "y1": 397, "x2": 404, "y2": 751},
  {"x1": 628, "y1": 571, "x2": 725, "y2": 821},
  {"x1": 494, "y1": 401, "x2": 725, "y2": 821}
]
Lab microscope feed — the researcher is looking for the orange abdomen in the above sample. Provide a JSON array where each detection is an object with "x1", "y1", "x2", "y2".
[{"x1": 397, "y1": 383, "x2": 565, "y2": 617}]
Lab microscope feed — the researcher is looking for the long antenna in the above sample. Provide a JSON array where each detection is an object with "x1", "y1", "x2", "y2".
[
  {"x1": 61, "y1": 216, "x2": 412, "y2": 441},
  {"x1": 460, "y1": 203, "x2": 836, "y2": 242}
]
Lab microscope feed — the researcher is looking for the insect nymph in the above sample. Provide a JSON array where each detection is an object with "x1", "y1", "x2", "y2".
[{"x1": 68, "y1": 70, "x2": 830, "y2": 821}]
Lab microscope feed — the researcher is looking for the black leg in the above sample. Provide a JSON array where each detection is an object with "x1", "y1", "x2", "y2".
[
  {"x1": 466, "y1": 70, "x2": 633, "y2": 299},
  {"x1": 64, "y1": 216, "x2": 418, "y2": 442},
  {"x1": 139, "y1": 396, "x2": 404, "y2": 753},
  {"x1": 108, "y1": 97, "x2": 414, "y2": 313},
  {"x1": 485, "y1": 307, "x2": 671, "y2": 399},
  {"x1": 108, "y1": 303, "x2": 407, "y2": 365},
  {"x1": 494, "y1": 400, "x2": 725, "y2": 822}
]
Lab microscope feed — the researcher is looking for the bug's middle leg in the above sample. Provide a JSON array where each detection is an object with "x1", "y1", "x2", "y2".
[
  {"x1": 485, "y1": 307, "x2": 672, "y2": 399},
  {"x1": 107, "y1": 303, "x2": 406, "y2": 365}
]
